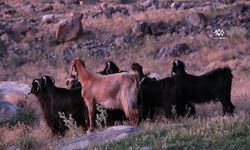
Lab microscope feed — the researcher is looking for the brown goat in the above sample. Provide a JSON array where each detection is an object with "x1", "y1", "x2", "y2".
[{"x1": 70, "y1": 58, "x2": 140, "y2": 132}]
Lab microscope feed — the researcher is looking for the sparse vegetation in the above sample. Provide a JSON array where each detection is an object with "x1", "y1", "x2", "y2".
[
  {"x1": 227, "y1": 26, "x2": 248, "y2": 43},
  {"x1": 0, "y1": 0, "x2": 250, "y2": 149},
  {"x1": 58, "y1": 112, "x2": 83, "y2": 138},
  {"x1": 100, "y1": 113, "x2": 250, "y2": 149},
  {"x1": 95, "y1": 104, "x2": 109, "y2": 128}
]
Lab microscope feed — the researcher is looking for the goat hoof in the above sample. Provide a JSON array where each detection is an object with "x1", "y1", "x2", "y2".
[{"x1": 87, "y1": 128, "x2": 94, "y2": 134}]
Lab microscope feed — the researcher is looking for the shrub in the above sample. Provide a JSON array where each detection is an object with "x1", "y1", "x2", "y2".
[
  {"x1": 58, "y1": 112, "x2": 83, "y2": 138},
  {"x1": 227, "y1": 26, "x2": 247, "y2": 42},
  {"x1": 95, "y1": 104, "x2": 109, "y2": 128},
  {"x1": 0, "y1": 108, "x2": 38, "y2": 128}
]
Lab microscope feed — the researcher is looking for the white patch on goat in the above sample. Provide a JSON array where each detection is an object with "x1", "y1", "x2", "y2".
[{"x1": 147, "y1": 73, "x2": 161, "y2": 80}]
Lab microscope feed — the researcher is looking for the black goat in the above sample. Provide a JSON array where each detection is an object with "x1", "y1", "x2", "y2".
[
  {"x1": 131, "y1": 63, "x2": 196, "y2": 120},
  {"x1": 171, "y1": 60, "x2": 235, "y2": 115},
  {"x1": 66, "y1": 61, "x2": 127, "y2": 126},
  {"x1": 99, "y1": 61, "x2": 125, "y2": 75},
  {"x1": 30, "y1": 76, "x2": 88, "y2": 136}
]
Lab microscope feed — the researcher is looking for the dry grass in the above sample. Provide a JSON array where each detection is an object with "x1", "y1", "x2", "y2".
[{"x1": 1, "y1": 0, "x2": 250, "y2": 149}]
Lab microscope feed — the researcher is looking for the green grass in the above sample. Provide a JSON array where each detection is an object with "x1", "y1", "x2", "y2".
[{"x1": 97, "y1": 114, "x2": 250, "y2": 150}]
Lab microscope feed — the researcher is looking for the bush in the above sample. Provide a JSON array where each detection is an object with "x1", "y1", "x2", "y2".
[
  {"x1": 95, "y1": 104, "x2": 108, "y2": 128},
  {"x1": 58, "y1": 112, "x2": 83, "y2": 138}
]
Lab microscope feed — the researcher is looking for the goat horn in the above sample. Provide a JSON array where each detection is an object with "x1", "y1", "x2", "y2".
[
  {"x1": 33, "y1": 79, "x2": 40, "y2": 94},
  {"x1": 50, "y1": 76, "x2": 55, "y2": 84},
  {"x1": 107, "y1": 62, "x2": 110, "y2": 70},
  {"x1": 174, "y1": 60, "x2": 178, "y2": 66},
  {"x1": 42, "y1": 76, "x2": 47, "y2": 86}
]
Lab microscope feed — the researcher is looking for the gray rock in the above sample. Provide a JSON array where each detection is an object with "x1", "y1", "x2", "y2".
[
  {"x1": 140, "y1": 147, "x2": 155, "y2": 150},
  {"x1": 11, "y1": 21, "x2": 32, "y2": 35},
  {"x1": 55, "y1": 12, "x2": 83, "y2": 42},
  {"x1": 115, "y1": 33, "x2": 133, "y2": 46},
  {"x1": 57, "y1": 126, "x2": 139, "y2": 150},
  {"x1": 143, "y1": 0, "x2": 159, "y2": 8},
  {"x1": 132, "y1": 21, "x2": 151, "y2": 37},
  {"x1": 116, "y1": 0, "x2": 135, "y2": 4},
  {"x1": 42, "y1": 14, "x2": 55, "y2": 24},
  {"x1": 150, "y1": 21, "x2": 172, "y2": 35},
  {"x1": 0, "y1": 100, "x2": 17, "y2": 122},
  {"x1": 170, "y1": 43, "x2": 195, "y2": 57},
  {"x1": 184, "y1": 12, "x2": 207, "y2": 28},
  {"x1": 156, "y1": 43, "x2": 196, "y2": 58},
  {"x1": 232, "y1": 4, "x2": 249, "y2": 17},
  {"x1": 0, "y1": 81, "x2": 31, "y2": 102}
]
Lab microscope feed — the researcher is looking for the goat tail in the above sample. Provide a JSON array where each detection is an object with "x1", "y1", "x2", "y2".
[{"x1": 121, "y1": 76, "x2": 140, "y2": 123}]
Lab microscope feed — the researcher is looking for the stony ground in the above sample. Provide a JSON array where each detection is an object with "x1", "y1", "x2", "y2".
[{"x1": 0, "y1": 0, "x2": 250, "y2": 149}]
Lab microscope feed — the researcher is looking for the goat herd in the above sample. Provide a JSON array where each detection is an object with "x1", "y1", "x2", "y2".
[{"x1": 30, "y1": 58, "x2": 235, "y2": 136}]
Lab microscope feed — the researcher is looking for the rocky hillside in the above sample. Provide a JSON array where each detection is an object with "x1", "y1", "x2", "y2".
[
  {"x1": 0, "y1": 0, "x2": 249, "y2": 82},
  {"x1": 0, "y1": 0, "x2": 250, "y2": 149}
]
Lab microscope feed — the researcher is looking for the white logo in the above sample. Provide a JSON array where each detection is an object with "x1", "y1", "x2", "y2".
[{"x1": 213, "y1": 29, "x2": 226, "y2": 39}]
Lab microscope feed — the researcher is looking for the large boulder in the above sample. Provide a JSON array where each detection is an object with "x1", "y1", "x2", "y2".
[
  {"x1": 183, "y1": 12, "x2": 207, "y2": 28},
  {"x1": 0, "y1": 81, "x2": 30, "y2": 103},
  {"x1": 57, "y1": 126, "x2": 139, "y2": 150},
  {"x1": 0, "y1": 100, "x2": 17, "y2": 122},
  {"x1": 55, "y1": 12, "x2": 83, "y2": 42},
  {"x1": 150, "y1": 21, "x2": 173, "y2": 35}
]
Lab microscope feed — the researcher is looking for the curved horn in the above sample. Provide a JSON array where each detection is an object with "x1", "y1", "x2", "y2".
[
  {"x1": 42, "y1": 76, "x2": 47, "y2": 86},
  {"x1": 174, "y1": 60, "x2": 178, "y2": 66},
  {"x1": 107, "y1": 62, "x2": 111, "y2": 70},
  {"x1": 29, "y1": 79, "x2": 40, "y2": 94},
  {"x1": 50, "y1": 76, "x2": 55, "y2": 84}
]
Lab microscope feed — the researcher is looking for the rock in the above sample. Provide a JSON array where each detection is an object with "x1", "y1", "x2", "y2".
[
  {"x1": 0, "y1": 100, "x2": 17, "y2": 122},
  {"x1": 169, "y1": 43, "x2": 195, "y2": 57},
  {"x1": 57, "y1": 126, "x2": 139, "y2": 150},
  {"x1": 156, "y1": 43, "x2": 196, "y2": 58},
  {"x1": 132, "y1": 21, "x2": 151, "y2": 37},
  {"x1": 232, "y1": 4, "x2": 249, "y2": 17},
  {"x1": 55, "y1": 12, "x2": 83, "y2": 42},
  {"x1": 11, "y1": 21, "x2": 31, "y2": 35},
  {"x1": 140, "y1": 147, "x2": 156, "y2": 150},
  {"x1": 150, "y1": 21, "x2": 172, "y2": 35},
  {"x1": 42, "y1": 14, "x2": 55, "y2": 24},
  {"x1": 41, "y1": 5, "x2": 53, "y2": 12},
  {"x1": 116, "y1": 0, "x2": 135, "y2": 4},
  {"x1": 184, "y1": 12, "x2": 207, "y2": 28},
  {"x1": 115, "y1": 33, "x2": 133, "y2": 46},
  {"x1": 170, "y1": 1, "x2": 181, "y2": 9},
  {"x1": 143, "y1": 0, "x2": 159, "y2": 8},
  {"x1": 0, "y1": 81, "x2": 31, "y2": 103}
]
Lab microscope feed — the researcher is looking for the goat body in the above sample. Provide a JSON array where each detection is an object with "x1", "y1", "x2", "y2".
[
  {"x1": 70, "y1": 58, "x2": 140, "y2": 132},
  {"x1": 171, "y1": 60, "x2": 235, "y2": 114}
]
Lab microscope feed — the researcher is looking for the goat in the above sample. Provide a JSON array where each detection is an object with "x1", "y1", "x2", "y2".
[
  {"x1": 98, "y1": 60, "x2": 125, "y2": 75},
  {"x1": 171, "y1": 60, "x2": 235, "y2": 115},
  {"x1": 131, "y1": 63, "x2": 196, "y2": 120},
  {"x1": 70, "y1": 58, "x2": 140, "y2": 132},
  {"x1": 30, "y1": 76, "x2": 88, "y2": 136},
  {"x1": 65, "y1": 75, "x2": 126, "y2": 126}
]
